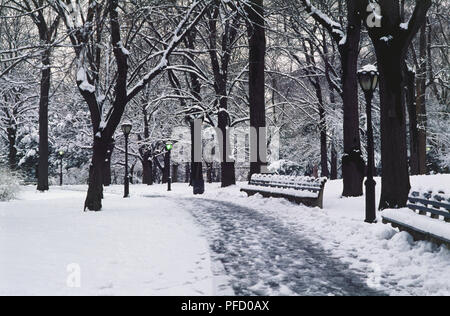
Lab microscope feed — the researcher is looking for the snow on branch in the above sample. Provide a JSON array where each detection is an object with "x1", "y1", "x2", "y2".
[
  {"x1": 126, "y1": 0, "x2": 209, "y2": 102},
  {"x1": 401, "y1": 0, "x2": 432, "y2": 45},
  {"x1": 77, "y1": 67, "x2": 95, "y2": 93},
  {"x1": 301, "y1": 0, "x2": 345, "y2": 45}
]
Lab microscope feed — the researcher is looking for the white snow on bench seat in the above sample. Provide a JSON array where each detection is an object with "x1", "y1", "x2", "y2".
[
  {"x1": 240, "y1": 184, "x2": 319, "y2": 199},
  {"x1": 382, "y1": 208, "x2": 450, "y2": 243}
]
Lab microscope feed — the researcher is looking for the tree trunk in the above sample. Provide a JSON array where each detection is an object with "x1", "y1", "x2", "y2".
[
  {"x1": 247, "y1": 0, "x2": 267, "y2": 177},
  {"x1": 84, "y1": 138, "x2": 107, "y2": 211},
  {"x1": 406, "y1": 68, "x2": 420, "y2": 175},
  {"x1": 153, "y1": 159, "x2": 159, "y2": 184},
  {"x1": 331, "y1": 141, "x2": 338, "y2": 180},
  {"x1": 102, "y1": 139, "x2": 115, "y2": 186},
  {"x1": 142, "y1": 153, "x2": 153, "y2": 185},
  {"x1": 102, "y1": 160, "x2": 112, "y2": 187},
  {"x1": 376, "y1": 47, "x2": 411, "y2": 209},
  {"x1": 37, "y1": 49, "x2": 51, "y2": 192},
  {"x1": 191, "y1": 121, "x2": 204, "y2": 194},
  {"x1": 7, "y1": 127, "x2": 17, "y2": 170},
  {"x1": 340, "y1": 4, "x2": 364, "y2": 197}
]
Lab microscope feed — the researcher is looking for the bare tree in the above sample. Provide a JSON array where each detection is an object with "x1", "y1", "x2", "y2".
[
  {"x1": 3, "y1": 0, "x2": 60, "y2": 191},
  {"x1": 49, "y1": 0, "x2": 209, "y2": 211}
]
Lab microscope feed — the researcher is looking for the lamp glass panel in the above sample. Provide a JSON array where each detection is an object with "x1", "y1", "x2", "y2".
[
  {"x1": 372, "y1": 75, "x2": 379, "y2": 90},
  {"x1": 122, "y1": 124, "x2": 132, "y2": 135},
  {"x1": 361, "y1": 74, "x2": 372, "y2": 92}
]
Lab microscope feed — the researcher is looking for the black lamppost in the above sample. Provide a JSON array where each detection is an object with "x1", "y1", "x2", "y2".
[
  {"x1": 122, "y1": 123, "x2": 132, "y2": 198},
  {"x1": 358, "y1": 65, "x2": 379, "y2": 223},
  {"x1": 58, "y1": 150, "x2": 64, "y2": 186},
  {"x1": 166, "y1": 141, "x2": 173, "y2": 191}
]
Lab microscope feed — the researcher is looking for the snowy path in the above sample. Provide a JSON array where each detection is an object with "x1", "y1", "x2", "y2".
[{"x1": 176, "y1": 197, "x2": 385, "y2": 296}]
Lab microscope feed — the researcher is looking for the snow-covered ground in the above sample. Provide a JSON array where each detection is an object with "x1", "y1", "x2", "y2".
[
  {"x1": 0, "y1": 174, "x2": 449, "y2": 296},
  {"x1": 0, "y1": 189, "x2": 226, "y2": 296}
]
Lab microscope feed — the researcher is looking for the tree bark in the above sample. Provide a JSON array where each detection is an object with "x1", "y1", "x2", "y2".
[
  {"x1": 340, "y1": 2, "x2": 365, "y2": 196},
  {"x1": 142, "y1": 153, "x2": 153, "y2": 185},
  {"x1": 37, "y1": 48, "x2": 51, "y2": 192},
  {"x1": 102, "y1": 139, "x2": 115, "y2": 186},
  {"x1": 331, "y1": 142, "x2": 338, "y2": 180},
  {"x1": 191, "y1": 122, "x2": 205, "y2": 194},
  {"x1": 7, "y1": 127, "x2": 17, "y2": 170},
  {"x1": 84, "y1": 138, "x2": 107, "y2": 211},
  {"x1": 247, "y1": 0, "x2": 267, "y2": 177},
  {"x1": 376, "y1": 46, "x2": 411, "y2": 209}
]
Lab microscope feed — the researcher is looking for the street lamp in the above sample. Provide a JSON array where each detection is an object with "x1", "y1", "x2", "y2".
[
  {"x1": 58, "y1": 150, "x2": 64, "y2": 186},
  {"x1": 166, "y1": 141, "x2": 173, "y2": 191},
  {"x1": 358, "y1": 65, "x2": 379, "y2": 224},
  {"x1": 122, "y1": 123, "x2": 132, "y2": 198}
]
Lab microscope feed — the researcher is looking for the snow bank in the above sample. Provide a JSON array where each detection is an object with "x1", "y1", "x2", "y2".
[{"x1": 382, "y1": 208, "x2": 450, "y2": 243}]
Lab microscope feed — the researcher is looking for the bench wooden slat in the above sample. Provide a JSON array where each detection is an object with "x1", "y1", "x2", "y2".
[
  {"x1": 408, "y1": 197, "x2": 450, "y2": 211},
  {"x1": 407, "y1": 204, "x2": 450, "y2": 219}
]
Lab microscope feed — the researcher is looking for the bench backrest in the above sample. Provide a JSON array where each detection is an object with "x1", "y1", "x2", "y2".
[
  {"x1": 407, "y1": 190, "x2": 450, "y2": 222},
  {"x1": 249, "y1": 174, "x2": 327, "y2": 193}
]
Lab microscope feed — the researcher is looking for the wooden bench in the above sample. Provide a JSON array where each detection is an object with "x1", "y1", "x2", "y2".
[
  {"x1": 240, "y1": 174, "x2": 327, "y2": 208},
  {"x1": 382, "y1": 190, "x2": 450, "y2": 247}
]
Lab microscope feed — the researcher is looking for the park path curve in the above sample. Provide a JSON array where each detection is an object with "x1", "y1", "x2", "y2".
[{"x1": 170, "y1": 197, "x2": 385, "y2": 296}]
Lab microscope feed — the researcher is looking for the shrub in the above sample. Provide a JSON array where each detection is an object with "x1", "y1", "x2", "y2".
[{"x1": 0, "y1": 168, "x2": 21, "y2": 201}]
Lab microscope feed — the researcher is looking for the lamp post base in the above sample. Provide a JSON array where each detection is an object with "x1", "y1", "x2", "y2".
[{"x1": 365, "y1": 178, "x2": 377, "y2": 223}]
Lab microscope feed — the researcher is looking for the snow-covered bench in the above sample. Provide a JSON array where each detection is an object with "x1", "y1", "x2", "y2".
[
  {"x1": 382, "y1": 190, "x2": 450, "y2": 247},
  {"x1": 240, "y1": 174, "x2": 327, "y2": 208}
]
